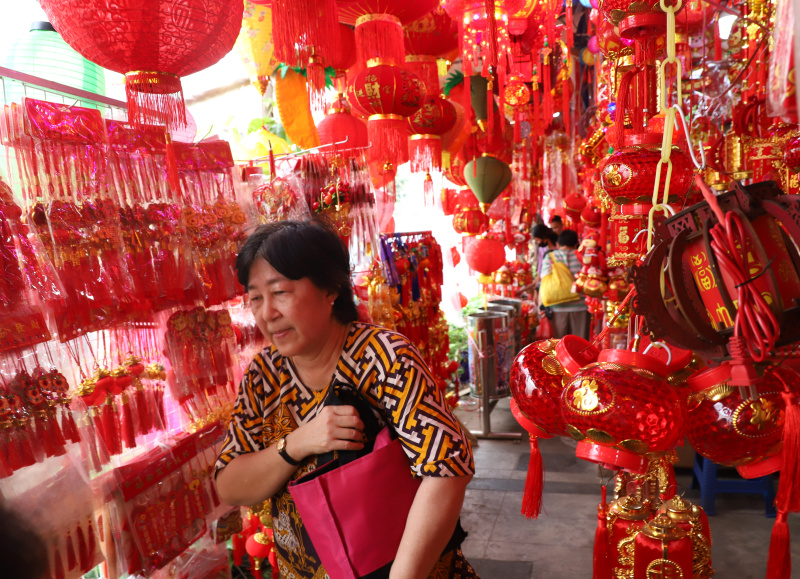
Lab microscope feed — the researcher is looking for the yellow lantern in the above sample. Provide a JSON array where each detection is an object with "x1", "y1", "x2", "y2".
[{"x1": 236, "y1": 0, "x2": 281, "y2": 95}]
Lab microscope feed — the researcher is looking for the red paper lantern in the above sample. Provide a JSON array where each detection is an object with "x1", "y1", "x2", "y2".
[
  {"x1": 686, "y1": 364, "x2": 798, "y2": 474},
  {"x1": 41, "y1": 0, "x2": 242, "y2": 129},
  {"x1": 328, "y1": 24, "x2": 358, "y2": 93},
  {"x1": 562, "y1": 349, "x2": 685, "y2": 472},
  {"x1": 465, "y1": 236, "x2": 505, "y2": 275},
  {"x1": 599, "y1": 144, "x2": 693, "y2": 204},
  {"x1": 510, "y1": 336, "x2": 600, "y2": 438},
  {"x1": 443, "y1": 151, "x2": 469, "y2": 187},
  {"x1": 408, "y1": 95, "x2": 457, "y2": 172},
  {"x1": 349, "y1": 63, "x2": 425, "y2": 168},
  {"x1": 581, "y1": 204, "x2": 601, "y2": 228},
  {"x1": 317, "y1": 95, "x2": 369, "y2": 155},
  {"x1": 404, "y1": 7, "x2": 459, "y2": 58},
  {"x1": 452, "y1": 206, "x2": 489, "y2": 235},
  {"x1": 563, "y1": 193, "x2": 588, "y2": 223}
]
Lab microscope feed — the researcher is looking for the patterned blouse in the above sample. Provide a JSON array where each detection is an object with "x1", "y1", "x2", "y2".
[{"x1": 216, "y1": 322, "x2": 478, "y2": 579}]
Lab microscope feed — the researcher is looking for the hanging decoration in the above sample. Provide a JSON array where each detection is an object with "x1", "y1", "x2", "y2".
[{"x1": 235, "y1": 0, "x2": 281, "y2": 96}]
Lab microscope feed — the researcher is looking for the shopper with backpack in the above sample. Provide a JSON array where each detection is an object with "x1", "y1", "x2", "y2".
[{"x1": 537, "y1": 230, "x2": 591, "y2": 340}]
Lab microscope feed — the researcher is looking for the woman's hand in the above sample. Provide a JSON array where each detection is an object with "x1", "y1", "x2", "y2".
[{"x1": 288, "y1": 405, "x2": 365, "y2": 461}]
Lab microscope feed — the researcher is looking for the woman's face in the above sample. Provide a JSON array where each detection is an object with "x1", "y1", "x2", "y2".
[{"x1": 247, "y1": 257, "x2": 337, "y2": 359}]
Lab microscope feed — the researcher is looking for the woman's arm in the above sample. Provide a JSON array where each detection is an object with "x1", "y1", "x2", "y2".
[
  {"x1": 216, "y1": 405, "x2": 365, "y2": 506},
  {"x1": 390, "y1": 474, "x2": 472, "y2": 579}
]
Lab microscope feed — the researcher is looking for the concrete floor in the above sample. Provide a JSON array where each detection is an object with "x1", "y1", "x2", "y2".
[{"x1": 453, "y1": 397, "x2": 800, "y2": 579}]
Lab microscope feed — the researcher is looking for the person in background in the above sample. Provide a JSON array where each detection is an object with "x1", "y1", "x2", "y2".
[
  {"x1": 549, "y1": 215, "x2": 564, "y2": 236},
  {"x1": 215, "y1": 218, "x2": 477, "y2": 579},
  {"x1": 0, "y1": 505, "x2": 48, "y2": 579},
  {"x1": 519, "y1": 224, "x2": 557, "y2": 300},
  {"x1": 538, "y1": 229, "x2": 591, "y2": 340}
]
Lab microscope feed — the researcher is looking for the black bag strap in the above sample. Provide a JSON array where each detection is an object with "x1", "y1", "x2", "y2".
[{"x1": 316, "y1": 382, "x2": 382, "y2": 467}]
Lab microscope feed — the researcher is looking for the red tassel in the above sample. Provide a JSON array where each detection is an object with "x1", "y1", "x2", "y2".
[
  {"x1": 233, "y1": 533, "x2": 245, "y2": 567},
  {"x1": 134, "y1": 384, "x2": 151, "y2": 435},
  {"x1": 101, "y1": 396, "x2": 121, "y2": 456},
  {"x1": 593, "y1": 486, "x2": 611, "y2": 579},
  {"x1": 714, "y1": 18, "x2": 722, "y2": 61},
  {"x1": 66, "y1": 532, "x2": 77, "y2": 571},
  {"x1": 51, "y1": 410, "x2": 66, "y2": 446},
  {"x1": 16, "y1": 425, "x2": 37, "y2": 467},
  {"x1": 76, "y1": 523, "x2": 88, "y2": 573},
  {"x1": 120, "y1": 392, "x2": 136, "y2": 450},
  {"x1": 125, "y1": 71, "x2": 186, "y2": 129},
  {"x1": 776, "y1": 389, "x2": 800, "y2": 512},
  {"x1": 5, "y1": 429, "x2": 22, "y2": 471},
  {"x1": 86, "y1": 517, "x2": 96, "y2": 571},
  {"x1": 253, "y1": 566, "x2": 263, "y2": 579},
  {"x1": 306, "y1": 55, "x2": 327, "y2": 115},
  {"x1": 53, "y1": 546, "x2": 65, "y2": 579},
  {"x1": 355, "y1": 15, "x2": 404, "y2": 68},
  {"x1": 36, "y1": 414, "x2": 64, "y2": 458},
  {"x1": 271, "y1": 0, "x2": 341, "y2": 68},
  {"x1": 766, "y1": 510, "x2": 791, "y2": 579},
  {"x1": 63, "y1": 407, "x2": 81, "y2": 443},
  {"x1": 423, "y1": 172, "x2": 434, "y2": 206},
  {"x1": 91, "y1": 408, "x2": 110, "y2": 465},
  {"x1": 165, "y1": 134, "x2": 182, "y2": 199},
  {"x1": 484, "y1": 0, "x2": 498, "y2": 70},
  {"x1": 368, "y1": 116, "x2": 409, "y2": 170},
  {"x1": 269, "y1": 544, "x2": 279, "y2": 579},
  {"x1": 522, "y1": 435, "x2": 544, "y2": 519},
  {"x1": 0, "y1": 439, "x2": 11, "y2": 478}
]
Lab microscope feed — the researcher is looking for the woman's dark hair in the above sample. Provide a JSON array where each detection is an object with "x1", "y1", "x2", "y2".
[
  {"x1": 531, "y1": 224, "x2": 551, "y2": 240},
  {"x1": 236, "y1": 218, "x2": 359, "y2": 324},
  {"x1": 0, "y1": 506, "x2": 48, "y2": 579}
]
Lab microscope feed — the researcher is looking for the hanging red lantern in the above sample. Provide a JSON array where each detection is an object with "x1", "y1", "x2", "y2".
[
  {"x1": 581, "y1": 204, "x2": 601, "y2": 228},
  {"x1": 562, "y1": 349, "x2": 685, "y2": 473},
  {"x1": 563, "y1": 193, "x2": 588, "y2": 224},
  {"x1": 443, "y1": 149, "x2": 469, "y2": 188},
  {"x1": 510, "y1": 336, "x2": 600, "y2": 438},
  {"x1": 349, "y1": 63, "x2": 425, "y2": 169},
  {"x1": 599, "y1": 0, "x2": 685, "y2": 40},
  {"x1": 686, "y1": 364, "x2": 799, "y2": 476},
  {"x1": 465, "y1": 236, "x2": 505, "y2": 275},
  {"x1": 598, "y1": 143, "x2": 693, "y2": 204},
  {"x1": 317, "y1": 95, "x2": 369, "y2": 156},
  {"x1": 408, "y1": 95, "x2": 457, "y2": 172},
  {"x1": 503, "y1": 76, "x2": 531, "y2": 109},
  {"x1": 41, "y1": 0, "x2": 242, "y2": 129},
  {"x1": 452, "y1": 206, "x2": 489, "y2": 235},
  {"x1": 404, "y1": 7, "x2": 458, "y2": 95},
  {"x1": 328, "y1": 24, "x2": 358, "y2": 94}
]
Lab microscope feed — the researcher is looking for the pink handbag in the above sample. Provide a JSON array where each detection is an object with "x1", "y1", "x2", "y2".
[{"x1": 288, "y1": 426, "x2": 422, "y2": 579}]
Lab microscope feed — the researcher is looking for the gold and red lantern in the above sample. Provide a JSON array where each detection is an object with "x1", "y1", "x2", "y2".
[
  {"x1": 349, "y1": 63, "x2": 425, "y2": 169},
  {"x1": 633, "y1": 514, "x2": 694, "y2": 579},
  {"x1": 404, "y1": 7, "x2": 458, "y2": 94},
  {"x1": 605, "y1": 495, "x2": 653, "y2": 578},
  {"x1": 453, "y1": 207, "x2": 489, "y2": 235},
  {"x1": 562, "y1": 349, "x2": 685, "y2": 473},
  {"x1": 41, "y1": 0, "x2": 242, "y2": 129},
  {"x1": 607, "y1": 203, "x2": 649, "y2": 267},
  {"x1": 408, "y1": 95, "x2": 458, "y2": 173}
]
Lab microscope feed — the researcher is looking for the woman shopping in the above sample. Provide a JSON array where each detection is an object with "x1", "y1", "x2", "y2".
[{"x1": 215, "y1": 219, "x2": 478, "y2": 579}]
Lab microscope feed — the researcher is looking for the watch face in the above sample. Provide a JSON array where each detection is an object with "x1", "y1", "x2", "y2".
[{"x1": 277, "y1": 438, "x2": 286, "y2": 452}]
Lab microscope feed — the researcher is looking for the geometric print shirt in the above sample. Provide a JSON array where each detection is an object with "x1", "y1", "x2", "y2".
[{"x1": 215, "y1": 322, "x2": 476, "y2": 579}]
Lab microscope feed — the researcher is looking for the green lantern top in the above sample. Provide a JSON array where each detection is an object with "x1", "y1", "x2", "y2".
[
  {"x1": 1, "y1": 21, "x2": 106, "y2": 105},
  {"x1": 464, "y1": 154, "x2": 512, "y2": 213}
]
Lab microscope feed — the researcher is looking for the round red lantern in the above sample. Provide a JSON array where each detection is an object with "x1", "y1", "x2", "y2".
[
  {"x1": 685, "y1": 364, "x2": 798, "y2": 475},
  {"x1": 443, "y1": 149, "x2": 469, "y2": 188},
  {"x1": 503, "y1": 76, "x2": 531, "y2": 109},
  {"x1": 349, "y1": 63, "x2": 425, "y2": 168},
  {"x1": 329, "y1": 24, "x2": 358, "y2": 93},
  {"x1": 581, "y1": 204, "x2": 601, "y2": 228},
  {"x1": 562, "y1": 349, "x2": 685, "y2": 472},
  {"x1": 510, "y1": 336, "x2": 600, "y2": 438},
  {"x1": 563, "y1": 193, "x2": 588, "y2": 224},
  {"x1": 41, "y1": 0, "x2": 242, "y2": 129},
  {"x1": 453, "y1": 207, "x2": 489, "y2": 235},
  {"x1": 317, "y1": 95, "x2": 369, "y2": 156},
  {"x1": 599, "y1": 144, "x2": 693, "y2": 204},
  {"x1": 404, "y1": 7, "x2": 458, "y2": 58},
  {"x1": 465, "y1": 236, "x2": 505, "y2": 275},
  {"x1": 408, "y1": 95, "x2": 457, "y2": 172}
]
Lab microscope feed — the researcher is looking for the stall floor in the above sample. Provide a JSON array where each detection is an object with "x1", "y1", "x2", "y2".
[{"x1": 453, "y1": 397, "x2": 800, "y2": 579}]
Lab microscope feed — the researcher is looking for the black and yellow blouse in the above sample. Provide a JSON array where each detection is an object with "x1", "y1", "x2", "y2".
[{"x1": 216, "y1": 322, "x2": 478, "y2": 579}]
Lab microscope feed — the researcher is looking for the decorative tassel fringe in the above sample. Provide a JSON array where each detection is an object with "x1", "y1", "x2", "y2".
[
  {"x1": 355, "y1": 15, "x2": 405, "y2": 68},
  {"x1": 522, "y1": 435, "x2": 544, "y2": 519},
  {"x1": 368, "y1": 116, "x2": 410, "y2": 169},
  {"x1": 101, "y1": 397, "x2": 121, "y2": 456},
  {"x1": 410, "y1": 136, "x2": 442, "y2": 173},
  {"x1": 120, "y1": 392, "x2": 136, "y2": 450},
  {"x1": 76, "y1": 523, "x2": 88, "y2": 573},
  {"x1": 134, "y1": 383, "x2": 151, "y2": 435},
  {"x1": 486, "y1": 76, "x2": 495, "y2": 140},
  {"x1": 766, "y1": 510, "x2": 791, "y2": 579},
  {"x1": 563, "y1": 76, "x2": 570, "y2": 136},
  {"x1": 19, "y1": 424, "x2": 39, "y2": 466},
  {"x1": 271, "y1": 0, "x2": 340, "y2": 68},
  {"x1": 53, "y1": 546, "x2": 65, "y2": 579},
  {"x1": 5, "y1": 429, "x2": 23, "y2": 471},
  {"x1": 777, "y1": 389, "x2": 800, "y2": 512},
  {"x1": 36, "y1": 414, "x2": 64, "y2": 458},
  {"x1": 484, "y1": 0, "x2": 499, "y2": 70},
  {"x1": 165, "y1": 134, "x2": 182, "y2": 199},
  {"x1": 593, "y1": 486, "x2": 611, "y2": 579},
  {"x1": 306, "y1": 56, "x2": 327, "y2": 115},
  {"x1": 67, "y1": 532, "x2": 77, "y2": 571},
  {"x1": 125, "y1": 71, "x2": 186, "y2": 130},
  {"x1": 62, "y1": 407, "x2": 80, "y2": 443},
  {"x1": 406, "y1": 57, "x2": 440, "y2": 97}
]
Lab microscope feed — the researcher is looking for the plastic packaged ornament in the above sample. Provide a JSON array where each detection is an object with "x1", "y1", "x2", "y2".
[
  {"x1": 685, "y1": 364, "x2": 798, "y2": 476},
  {"x1": 562, "y1": 349, "x2": 685, "y2": 474}
]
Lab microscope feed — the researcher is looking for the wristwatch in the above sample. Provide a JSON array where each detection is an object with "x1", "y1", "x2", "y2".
[{"x1": 276, "y1": 437, "x2": 299, "y2": 466}]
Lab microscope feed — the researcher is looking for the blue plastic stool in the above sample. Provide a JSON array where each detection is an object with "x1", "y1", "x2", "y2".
[{"x1": 691, "y1": 454, "x2": 776, "y2": 517}]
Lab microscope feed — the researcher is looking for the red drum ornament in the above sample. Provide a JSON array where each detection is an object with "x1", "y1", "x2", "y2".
[
  {"x1": 510, "y1": 336, "x2": 600, "y2": 438},
  {"x1": 686, "y1": 364, "x2": 798, "y2": 475},
  {"x1": 40, "y1": 0, "x2": 242, "y2": 129},
  {"x1": 349, "y1": 63, "x2": 425, "y2": 168},
  {"x1": 465, "y1": 237, "x2": 505, "y2": 275},
  {"x1": 606, "y1": 495, "x2": 653, "y2": 577},
  {"x1": 633, "y1": 514, "x2": 694, "y2": 579},
  {"x1": 452, "y1": 207, "x2": 489, "y2": 235},
  {"x1": 408, "y1": 95, "x2": 457, "y2": 173},
  {"x1": 607, "y1": 203, "x2": 650, "y2": 267},
  {"x1": 562, "y1": 349, "x2": 685, "y2": 473}
]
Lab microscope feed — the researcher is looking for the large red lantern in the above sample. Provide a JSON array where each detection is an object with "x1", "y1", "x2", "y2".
[
  {"x1": 408, "y1": 95, "x2": 457, "y2": 172},
  {"x1": 41, "y1": 0, "x2": 242, "y2": 129},
  {"x1": 686, "y1": 364, "x2": 799, "y2": 476},
  {"x1": 562, "y1": 349, "x2": 685, "y2": 473},
  {"x1": 464, "y1": 236, "x2": 505, "y2": 275},
  {"x1": 317, "y1": 95, "x2": 369, "y2": 156},
  {"x1": 404, "y1": 7, "x2": 458, "y2": 95},
  {"x1": 599, "y1": 143, "x2": 693, "y2": 204},
  {"x1": 349, "y1": 63, "x2": 425, "y2": 169}
]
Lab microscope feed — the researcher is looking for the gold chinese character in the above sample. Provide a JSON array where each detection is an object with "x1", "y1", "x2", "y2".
[
  {"x1": 750, "y1": 398, "x2": 780, "y2": 431},
  {"x1": 617, "y1": 226, "x2": 630, "y2": 244},
  {"x1": 690, "y1": 253, "x2": 705, "y2": 267},
  {"x1": 571, "y1": 379, "x2": 600, "y2": 412}
]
